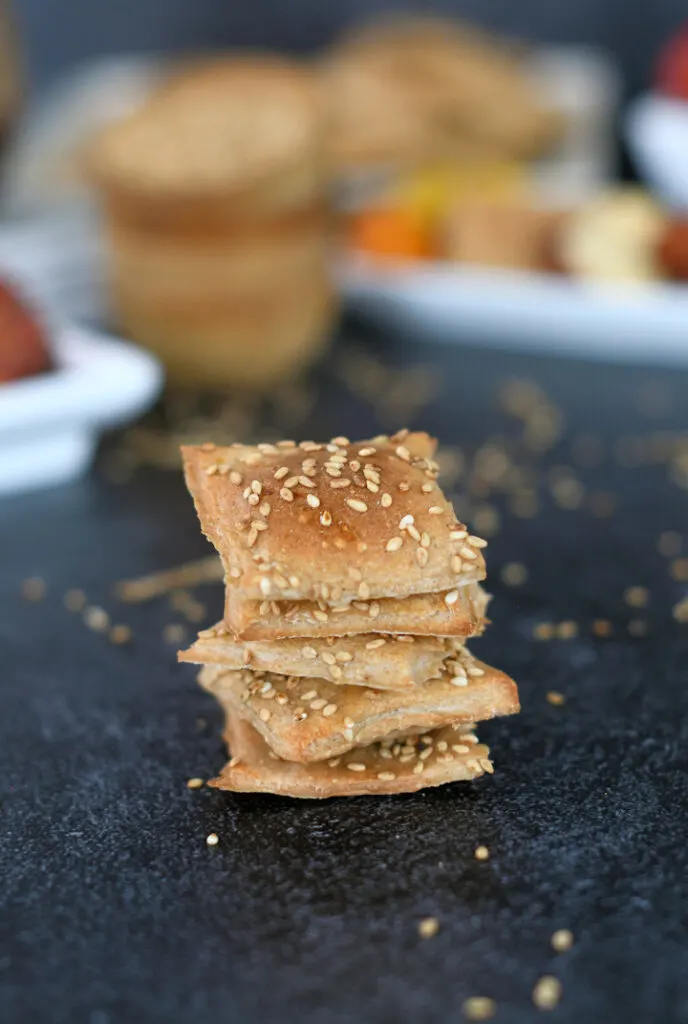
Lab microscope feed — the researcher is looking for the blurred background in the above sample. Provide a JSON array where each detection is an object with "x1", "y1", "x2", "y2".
[{"x1": 3, "y1": 0, "x2": 688, "y2": 493}]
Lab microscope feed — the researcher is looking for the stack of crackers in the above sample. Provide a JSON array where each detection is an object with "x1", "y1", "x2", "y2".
[{"x1": 180, "y1": 430, "x2": 519, "y2": 798}]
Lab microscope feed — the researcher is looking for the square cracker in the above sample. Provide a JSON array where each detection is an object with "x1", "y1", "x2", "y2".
[
  {"x1": 181, "y1": 430, "x2": 487, "y2": 606},
  {"x1": 210, "y1": 716, "x2": 492, "y2": 798},
  {"x1": 198, "y1": 648, "x2": 519, "y2": 763},
  {"x1": 225, "y1": 580, "x2": 488, "y2": 640},
  {"x1": 180, "y1": 623, "x2": 452, "y2": 690}
]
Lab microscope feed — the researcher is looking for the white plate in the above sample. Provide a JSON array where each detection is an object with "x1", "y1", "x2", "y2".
[
  {"x1": 0, "y1": 323, "x2": 162, "y2": 495},
  {"x1": 626, "y1": 92, "x2": 688, "y2": 211},
  {"x1": 340, "y1": 258, "x2": 688, "y2": 366}
]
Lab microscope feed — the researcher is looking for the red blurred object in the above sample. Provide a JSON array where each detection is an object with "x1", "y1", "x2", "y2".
[
  {"x1": 657, "y1": 25, "x2": 688, "y2": 100},
  {"x1": 0, "y1": 280, "x2": 51, "y2": 383},
  {"x1": 657, "y1": 218, "x2": 688, "y2": 279}
]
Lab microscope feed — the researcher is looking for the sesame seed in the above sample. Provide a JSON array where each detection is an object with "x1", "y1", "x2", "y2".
[
  {"x1": 313, "y1": 610, "x2": 329, "y2": 622},
  {"x1": 366, "y1": 638, "x2": 386, "y2": 649},
  {"x1": 274, "y1": 466, "x2": 289, "y2": 480},
  {"x1": 21, "y1": 577, "x2": 46, "y2": 601},
  {"x1": 330, "y1": 479, "x2": 351, "y2": 489},
  {"x1": 532, "y1": 976, "x2": 562, "y2": 1011},
  {"x1": 259, "y1": 708, "x2": 271, "y2": 722},
  {"x1": 246, "y1": 529, "x2": 258, "y2": 548},
  {"x1": 459, "y1": 546, "x2": 478, "y2": 560},
  {"x1": 386, "y1": 536, "x2": 403, "y2": 552},
  {"x1": 301, "y1": 646, "x2": 317, "y2": 659},
  {"x1": 109, "y1": 624, "x2": 132, "y2": 645},
  {"x1": 547, "y1": 691, "x2": 566, "y2": 706},
  {"x1": 322, "y1": 703, "x2": 337, "y2": 717},
  {"x1": 428, "y1": 506, "x2": 443, "y2": 515},
  {"x1": 396, "y1": 445, "x2": 411, "y2": 461},
  {"x1": 358, "y1": 447, "x2": 376, "y2": 456},
  {"x1": 358, "y1": 582, "x2": 370, "y2": 600},
  {"x1": 592, "y1": 619, "x2": 613, "y2": 637},
  {"x1": 624, "y1": 585, "x2": 649, "y2": 608},
  {"x1": 369, "y1": 602, "x2": 380, "y2": 618},
  {"x1": 398, "y1": 481, "x2": 410, "y2": 492},
  {"x1": 327, "y1": 757, "x2": 341, "y2": 767},
  {"x1": 399, "y1": 514, "x2": 415, "y2": 529},
  {"x1": 407, "y1": 525, "x2": 421, "y2": 542},
  {"x1": 468, "y1": 535, "x2": 488, "y2": 548},
  {"x1": 501, "y1": 562, "x2": 527, "y2": 586},
  {"x1": 381, "y1": 493, "x2": 392, "y2": 508},
  {"x1": 243, "y1": 452, "x2": 261, "y2": 466},
  {"x1": 452, "y1": 744, "x2": 470, "y2": 754},
  {"x1": 229, "y1": 471, "x2": 242, "y2": 484},
  {"x1": 377, "y1": 771, "x2": 396, "y2": 781},
  {"x1": 331, "y1": 436, "x2": 350, "y2": 446},
  {"x1": 307, "y1": 494, "x2": 321, "y2": 508},
  {"x1": 310, "y1": 698, "x2": 327, "y2": 710},
  {"x1": 366, "y1": 480, "x2": 379, "y2": 493},
  {"x1": 336, "y1": 651, "x2": 353, "y2": 661},
  {"x1": 299, "y1": 476, "x2": 315, "y2": 488},
  {"x1": 444, "y1": 591, "x2": 459, "y2": 606},
  {"x1": 325, "y1": 465, "x2": 341, "y2": 477},
  {"x1": 451, "y1": 555, "x2": 463, "y2": 573},
  {"x1": 285, "y1": 476, "x2": 299, "y2": 488},
  {"x1": 280, "y1": 487, "x2": 294, "y2": 502},
  {"x1": 344, "y1": 716, "x2": 355, "y2": 729},
  {"x1": 293, "y1": 711, "x2": 307, "y2": 722},
  {"x1": 462, "y1": 996, "x2": 496, "y2": 1020},
  {"x1": 330, "y1": 665, "x2": 343, "y2": 680},
  {"x1": 250, "y1": 480, "x2": 262, "y2": 494},
  {"x1": 346, "y1": 498, "x2": 368, "y2": 513},
  {"x1": 474, "y1": 845, "x2": 490, "y2": 861},
  {"x1": 320, "y1": 510, "x2": 332, "y2": 527},
  {"x1": 551, "y1": 929, "x2": 574, "y2": 952},
  {"x1": 349, "y1": 460, "x2": 361, "y2": 472},
  {"x1": 204, "y1": 464, "x2": 218, "y2": 476},
  {"x1": 64, "y1": 588, "x2": 86, "y2": 611},
  {"x1": 450, "y1": 529, "x2": 468, "y2": 540},
  {"x1": 417, "y1": 917, "x2": 439, "y2": 938},
  {"x1": 346, "y1": 762, "x2": 366, "y2": 772},
  {"x1": 412, "y1": 762, "x2": 425, "y2": 775},
  {"x1": 84, "y1": 606, "x2": 109, "y2": 632},
  {"x1": 421, "y1": 482, "x2": 433, "y2": 493},
  {"x1": 206, "y1": 833, "x2": 219, "y2": 846},
  {"x1": 187, "y1": 777, "x2": 204, "y2": 789},
  {"x1": 416, "y1": 548, "x2": 428, "y2": 568}
]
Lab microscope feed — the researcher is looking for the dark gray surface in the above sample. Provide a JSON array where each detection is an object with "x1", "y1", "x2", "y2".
[
  {"x1": 2, "y1": 324, "x2": 688, "y2": 1023},
  {"x1": 12, "y1": 0, "x2": 688, "y2": 96}
]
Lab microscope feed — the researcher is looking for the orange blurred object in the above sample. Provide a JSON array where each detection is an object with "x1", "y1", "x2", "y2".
[
  {"x1": 349, "y1": 206, "x2": 434, "y2": 262},
  {"x1": 657, "y1": 219, "x2": 688, "y2": 280},
  {"x1": 0, "y1": 280, "x2": 51, "y2": 383}
]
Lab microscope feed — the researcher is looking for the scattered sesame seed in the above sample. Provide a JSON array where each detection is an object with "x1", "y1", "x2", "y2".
[
  {"x1": 407, "y1": 524, "x2": 421, "y2": 542},
  {"x1": 109, "y1": 624, "x2": 132, "y2": 645},
  {"x1": 462, "y1": 996, "x2": 496, "y2": 1021},
  {"x1": 396, "y1": 445, "x2": 411, "y2": 461},
  {"x1": 551, "y1": 929, "x2": 574, "y2": 952},
  {"x1": 229, "y1": 471, "x2": 243, "y2": 484},
  {"x1": 658, "y1": 530, "x2": 682, "y2": 557},
  {"x1": 343, "y1": 717, "x2": 355, "y2": 729},
  {"x1": 204, "y1": 464, "x2": 218, "y2": 476},
  {"x1": 592, "y1": 619, "x2": 613, "y2": 637},
  {"x1": 336, "y1": 651, "x2": 353, "y2": 662},
  {"x1": 21, "y1": 577, "x2": 46, "y2": 601},
  {"x1": 381, "y1": 492, "x2": 392, "y2": 507},
  {"x1": 386, "y1": 537, "x2": 404, "y2": 552},
  {"x1": 358, "y1": 447, "x2": 376, "y2": 456},
  {"x1": 346, "y1": 762, "x2": 366, "y2": 772},
  {"x1": 313, "y1": 610, "x2": 329, "y2": 622},
  {"x1": 358, "y1": 582, "x2": 370, "y2": 600},
  {"x1": 428, "y1": 506, "x2": 444, "y2": 516},
  {"x1": 306, "y1": 494, "x2": 320, "y2": 509},
  {"x1": 474, "y1": 845, "x2": 490, "y2": 861},
  {"x1": 186, "y1": 777, "x2": 204, "y2": 790},
  {"x1": 624, "y1": 586, "x2": 649, "y2": 608},
  {"x1": 459, "y1": 545, "x2": 478, "y2": 560},
  {"x1": 451, "y1": 555, "x2": 463, "y2": 574},
  {"x1": 412, "y1": 762, "x2": 425, "y2": 775},
  {"x1": 501, "y1": 562, "x2": 528, "y2": 586},
  {"x1": 444, "y1": 590, "x2": 459, "y2": 606},
  {"x1": 416, "y1": 548, "x2": 429, "y2": 568},
  {"x1": 84, "y1": 606, "x2": 109, "y2": 632},
  {"x1": 280, "y1": 487, "x2": 294, "y2": 502},
  {"x1": 377, "y1": 771, "x2": 396, "y2": 781},
  {"x1": 274, "y1": 466, "x2": 289, "y2": 480},
  {"x1": 532, "y1": 976, "x2": 562, "y2": 1011},
  {"x1": 64, "y1": 588, "x2": 86, "y2": 612},
  {"x1": 346, "y1": 498, "x2": 368, "y2": 513},
  {"x1": 547, "y1": 691, "x2": 566, "y2": 706},
  {"x1": 330, "y1": 666, "x2": 343, "y2": 680},
  {"x1": 368, "y1": 602, "x2": 380, "y2": 618},
  {"x1": 450, "y1": 529, "x2": 468, "y2": 540},
  {"x1": 366, "y1": 638, "x2": 386, "y2": 649},
  {"x1": 259, "y1": 708, "x2": 271, "y2": 722},
  {"x1": 417, "y1": 917, "x2": 440, "y2": 939},
  {"x1": 421, "y1": 482, "x2": 433, "y2": 493},
  {"x1": 322, "y1": 703, "x2": 337, "y2": 717},
  {"x1": 206, "y1": 833, "x2": 219, "y2": 846},
  {"x1": 310, "y1": 698, "x2": 327, "y2": 710}
]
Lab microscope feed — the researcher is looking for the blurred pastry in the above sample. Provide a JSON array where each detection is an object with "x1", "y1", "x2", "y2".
[
  {"x1": 89, "y1": 57, "x2": 335, "y2": 389},
  {"x1": 656, "y1": 219, "x2": 688, "y2": 280},
  {"x1": 558, "y1": 188, "x2": 667, "y2": 283},
  {"x1": 444, "y1": 201, "x2": 566, "y2": 270},
  {"x1": 321, "y1": 16, "x2": 561, "y2": 174},
  {"x1": 0, "y1": 280, "x2": 51, "y2": 383}
]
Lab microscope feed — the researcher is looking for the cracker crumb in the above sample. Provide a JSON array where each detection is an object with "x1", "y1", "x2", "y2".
[
  {"x1": 186, "y1": 777, "x2": 204, "y2": 790},
  {"x1": 474, "y1": 845, "x2": 490, "y2": 861},
  {"x1": 206, "y1": 833, "x2": 219, "y2": 846}
]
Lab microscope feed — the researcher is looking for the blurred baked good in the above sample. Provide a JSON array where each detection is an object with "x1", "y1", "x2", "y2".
[
  {"x1": 89, "y1": 57, "x2": 335, "y2": 389},
  {"x1": 558, "y1": 189, "x2": 667, "y2": 282},
  {"x1": 657, "y1": 219, "x2": 688, "y2": 280},
  {"x1": 0, "y1": 280, "x2": 51, "y2": 384},
  {"x1": 320, "y1": 16, "x2": 561, "y2": 173},
  {"x1": 444, "y1": 201, "x2": 567, "y2": 270}
]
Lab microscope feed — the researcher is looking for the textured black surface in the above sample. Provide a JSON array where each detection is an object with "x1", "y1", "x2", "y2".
[{"x1": 3, "y1": 324, "x2": 688, "y2": 1024}]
